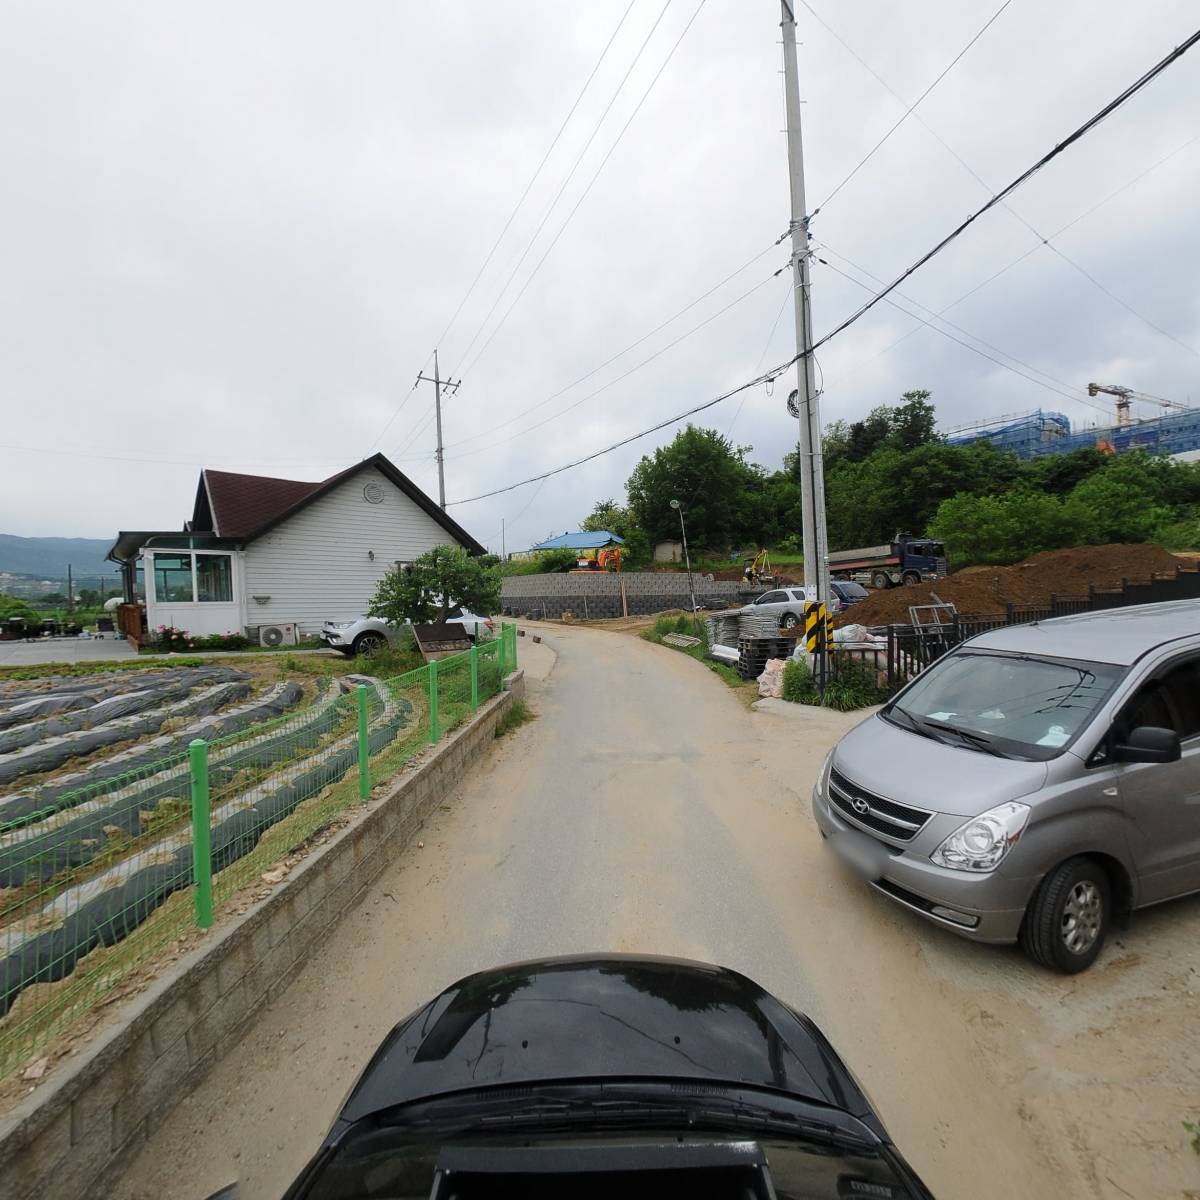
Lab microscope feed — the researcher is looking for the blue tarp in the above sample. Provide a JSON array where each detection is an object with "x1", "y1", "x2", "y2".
[{"x1": 532, "y1": 531, "x2": 625, "y2": 550}]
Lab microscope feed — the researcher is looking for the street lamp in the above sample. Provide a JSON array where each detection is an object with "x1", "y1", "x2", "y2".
[{"x1": 669, "y1": 499, "x2": 699, "y2": 629}]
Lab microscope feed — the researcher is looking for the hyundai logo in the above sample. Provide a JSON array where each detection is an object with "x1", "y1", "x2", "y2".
[{"x1": 852, "y1": 797, "x2": 871, "y2": 815}]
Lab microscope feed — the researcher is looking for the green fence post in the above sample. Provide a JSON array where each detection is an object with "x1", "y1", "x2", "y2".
[
  {"x1": 428, "y1": 660, "x2": 440, "y2": 743},
  {"x1": 189, "y1": 738, "x2": 213, "y2": 929},
  {"x1": 508, "y1": 622, "x2": 517, "y2": 668},
  {"x1": 497, "y1": 626, "x2": 506, "y2": 680},
  {"x1": 356, "y1": 683, "x2": 370, "y2": 800},
  {"x1": 470, "y1": 643, "x2": 479, "y2": 710}
]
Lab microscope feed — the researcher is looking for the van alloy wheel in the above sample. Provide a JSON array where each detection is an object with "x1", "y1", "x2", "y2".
[{"x1": 1061, "y1": 880, "x2": 1103, "y2": 954}]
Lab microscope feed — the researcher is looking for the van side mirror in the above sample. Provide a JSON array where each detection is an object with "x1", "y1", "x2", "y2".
[{"x1": 1113, "y1": 725, "x2": 1181, "y2": 764}]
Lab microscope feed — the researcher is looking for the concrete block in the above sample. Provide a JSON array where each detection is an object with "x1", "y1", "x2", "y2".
[
  {"x1": 5, "y1": 1106, "x2": 71, "y2": 1200},
  {"x1": 185, "y1": 978, "x2": 250, "y2": 1065},
  {"x1": 215, "y1": 946, "x2": 248, "y2": 997},
  {"x1": 110, "y1": 1032, "x2": 189, "y2": 1152},
  {"x1": 266, "y1": 905, "x2": 294, "y2": 951},
  {"x1": 149, "y1": 997, "x2": 189, "y2": 1057}
]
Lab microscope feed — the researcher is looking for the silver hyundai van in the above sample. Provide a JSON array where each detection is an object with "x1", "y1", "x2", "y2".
[{"x1": 813, "y1": 600, "x2": 1200, "y2": 972}]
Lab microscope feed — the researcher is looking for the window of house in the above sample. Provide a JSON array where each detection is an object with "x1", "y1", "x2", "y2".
[
  {"x1": 150, "y1": 552, "x2": 233, "y2": 604},
  {"x1": 153, "y1": 555, "x2": 194, "y2": 603},
  {"x1": 196, "y1": 554, "x2": 233, "y2": 602}
]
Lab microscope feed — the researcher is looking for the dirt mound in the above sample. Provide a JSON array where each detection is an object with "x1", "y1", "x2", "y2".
[{"x1": 834, "y1": 543, "x2": 1184, "y2": 627}]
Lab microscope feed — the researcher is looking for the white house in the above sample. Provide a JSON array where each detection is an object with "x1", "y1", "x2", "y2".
[{"x1": 107, "y1": 454, "x2": 485, "y2": 640}]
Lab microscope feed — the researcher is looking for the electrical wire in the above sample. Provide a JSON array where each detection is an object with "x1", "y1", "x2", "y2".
[
  {"x1": 456, "y1": 0, "x2": 709, "y2": 381},
  {"x1": 446, "y1": 264, "x2": 787, "y2": 461},
  {"x1": 801, "y1": 0, "x2": 1200, "y2": 360},
  {"x1": 445, "y1": 29, "x2": 1200, "y2": 507},
  {"x1": 814, "y1": 0, "x2": 1014, "y2": 212},
  {"x1": 802, "y1": 26, "x2": 1200, "y2": 365},
  {"x1": 444, "y1": 238, "x2": 782, "y2": 451},
  {"x1": 448, "y1": 0, "x2": 677, "y2": 379},
  {"x1": 824, "y1": 131, "x2": 1200, "y2": 389},
  {"x1": 366, "y1": 350, "x2": 432, "y2": 452},
  {"x1": 726, "y1": 276, "x2": 795, "y2": 437},
  {"x1": 431, "y1": 1, "x2": 637, "y2": 356},
  {"x1": 446, "y1": 357, "x2": 796, "y2": 506}
]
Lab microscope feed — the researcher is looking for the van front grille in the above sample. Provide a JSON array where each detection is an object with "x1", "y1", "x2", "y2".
[{"x1": 828, "y1": 769, "x2": 932, "y2": 843}]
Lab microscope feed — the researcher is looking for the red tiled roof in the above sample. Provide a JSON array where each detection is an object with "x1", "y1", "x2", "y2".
[{"x1": 203, "y1": 470, "x2": 322, "y2": 538}]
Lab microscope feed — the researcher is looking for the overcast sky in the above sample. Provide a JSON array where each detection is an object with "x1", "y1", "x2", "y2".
[{"x1": 2, "y1": 1, "x2": 1198, "y2": 551}]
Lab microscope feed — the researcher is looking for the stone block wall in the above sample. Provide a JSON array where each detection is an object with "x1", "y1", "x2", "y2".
[{"x1": 500, "y1": 572, "x2": 755, "y2": 619}]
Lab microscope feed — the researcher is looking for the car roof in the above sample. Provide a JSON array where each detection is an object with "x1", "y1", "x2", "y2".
[{"x1": 965, "y1": 598, "x2": 1200, "y2": 666}]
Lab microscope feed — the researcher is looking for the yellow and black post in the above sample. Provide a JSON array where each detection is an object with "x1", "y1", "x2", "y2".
[{"x1": 803, "y1": 600, "x2": 830, "y2": 693}]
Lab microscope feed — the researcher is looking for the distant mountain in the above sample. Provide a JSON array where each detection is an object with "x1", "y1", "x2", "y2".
[{"x1": 0, "y1": 535, "x2": 116, "y2": 584}]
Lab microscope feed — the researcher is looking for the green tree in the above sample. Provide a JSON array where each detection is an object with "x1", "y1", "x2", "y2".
[
  {"x1": 1064, "y1": 466, "x2": 1173, "y2": 544},
  {"x1": 889, "y1": 389, "x2": 939, "y2": 451},
  {"x1": 580, "y1": 499, "x2": 633, "y2": 538},
  {"x1": 927, "y1": 492, "x2": 1069, "y2": 566},
  {"x1": 626, "y1": 425, "x2": 762, "y2": 550},
  {"x1": 367, "y1": 545, "x2": 500, "y2": 625}
]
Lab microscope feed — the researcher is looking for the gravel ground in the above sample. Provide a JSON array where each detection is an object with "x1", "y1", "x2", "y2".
[{"x1": 110, "y1": 623, "x2": 1200, "y2": 1200}]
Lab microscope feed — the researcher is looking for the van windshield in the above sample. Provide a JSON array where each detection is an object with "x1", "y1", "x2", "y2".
[{"x1": 887, "y1": 651, "x2": 1124, "y2": 759}]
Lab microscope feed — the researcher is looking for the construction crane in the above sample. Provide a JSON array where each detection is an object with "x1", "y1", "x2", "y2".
[{"x1": 1086, "y1": 382, "x2": 1190, "y2": 426}]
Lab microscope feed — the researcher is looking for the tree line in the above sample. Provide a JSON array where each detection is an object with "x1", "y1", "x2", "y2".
[{"x1": 574, "y1": 390, "x2": 1200, "y2": 568}]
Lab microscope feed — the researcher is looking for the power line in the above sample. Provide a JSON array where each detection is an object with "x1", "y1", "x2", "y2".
[
  {"x1": 366, "y1": 350, "x2": 432, "y2": 452},
  {"x1": 448, "y1": 0, "x2": 677, "y2": 379},
  {"x1": 815, "y1": 0, "x2": 1014, "y2": 212},
  {"x1": 816, "y1": 254, "x2": 1108, "y2": 412},
  {"x1": 801, "y1": 0, "x2": 1200, "y2": 360},
  {"x1": 431, "y1": 1, "x2": 637, "y2": 355},
  {"x1": 444, "y1": 237, "x2": 783, "y2": 452},
  {"x1": 803, "y1": 25, "x2": 1200, "y2": 364},
  {"x1": 457, "y1": 0, "x2": 708, "y2": 381},
  {"x1": 726, "y1": 276, "x2": 795, "y2": 436},
  {"x1": 446, "y1": 263, "x2": 788, "y2": 462},
  {"x1": 446, "y1": 29, "x2": 1200, "y2": 506},
  {"x1": 823, "y1": 131, "x2": 1200, "y2": 387},
  {"x1": 446, "y1": 358, "x2": 795, "y2": 506}
]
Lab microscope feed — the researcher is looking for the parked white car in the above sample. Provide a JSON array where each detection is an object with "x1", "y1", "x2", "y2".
[
  {"x1": 321, "y1": 606, "x2": 494, "y2": 656},
  {"x1": 739, "y1": 586, "x2": 820, "y2": 630}
]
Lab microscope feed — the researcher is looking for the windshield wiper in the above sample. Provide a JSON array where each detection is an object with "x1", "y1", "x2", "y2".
[
  {"x1": 885, "y1": 705, "x2": 954, "y2": 746},
  {"x1": 920, "y1": 720, "x2": 1008, "y2": 758}
]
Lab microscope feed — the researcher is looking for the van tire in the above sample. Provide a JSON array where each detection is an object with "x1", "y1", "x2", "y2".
[{"x1": 1019, "y1": 856, "x2": 1110, "y2": 973}]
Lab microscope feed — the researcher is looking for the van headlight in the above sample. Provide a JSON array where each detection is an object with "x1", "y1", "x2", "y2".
[{"x1": 931, "y1": 801, "x2": 1030, "y2": 872}]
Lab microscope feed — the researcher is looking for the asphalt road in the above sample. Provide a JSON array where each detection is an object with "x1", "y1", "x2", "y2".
[{"x1": 112, "y1": 623, "x2": 1187, "y2": 1200}]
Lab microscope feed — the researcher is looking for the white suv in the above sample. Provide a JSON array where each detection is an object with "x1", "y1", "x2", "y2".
[{"x1": 321, "y1": 607, "x2": 494, "y2": 656}]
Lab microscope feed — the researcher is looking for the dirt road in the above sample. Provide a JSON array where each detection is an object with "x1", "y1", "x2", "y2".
[{"x1": 113, "y1": 625, "x2": 1200, "y2": 1200}]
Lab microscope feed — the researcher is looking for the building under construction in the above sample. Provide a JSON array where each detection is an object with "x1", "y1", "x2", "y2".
[{"x1": 946, "y1": 406, "x2": 1200, "y2": 461}]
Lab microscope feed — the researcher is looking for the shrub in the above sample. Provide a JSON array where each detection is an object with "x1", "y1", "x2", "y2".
[
  {"x1": 823, "y1": 658, "x2": 887, "y2": 711},
  {"x1": 782, "y1": 658, "x2": 819, "y2": 704}
]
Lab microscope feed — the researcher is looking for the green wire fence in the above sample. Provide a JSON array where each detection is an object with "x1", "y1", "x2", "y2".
[{"x1": 0, "y1": 624, "x2": 517, "y2": 1078}]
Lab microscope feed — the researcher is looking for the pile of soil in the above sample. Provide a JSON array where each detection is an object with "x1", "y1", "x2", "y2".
[{"x1": 833, "y1": 543, "x2": 1184, "y2": 627}]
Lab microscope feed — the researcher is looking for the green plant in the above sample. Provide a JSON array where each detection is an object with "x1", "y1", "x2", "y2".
[
  {"x1": 822, "y1": 658, "x2": 887, "y2": 711},
  {"x1": 781, "y1": 658, "x2": 819, "y2": 704},
  {"x1": 1184, "y1": 1119, "x2": 1200, "y2": 1155},
  {"x1": 494, "y1": 698, "x2": 534, "y2": 738},
  {"x1": 368, "y1": 544, "x2": 500, "y2": 625}
]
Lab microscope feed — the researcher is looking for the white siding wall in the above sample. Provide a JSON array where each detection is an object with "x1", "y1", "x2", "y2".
[{"x1": 242, "y1": 466, "x2": 468, "y2": 634}]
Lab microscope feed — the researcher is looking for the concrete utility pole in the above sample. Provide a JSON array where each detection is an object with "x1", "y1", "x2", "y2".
[
  {"x1": 780, "y1": 0, "x2": 829, "y2": 608},
  {"x1": 416, "y1": 349, "x2": 461, "y2": 509},
  {"x1": 501, "y1": 518, "x2": 506, "y2": 561}
]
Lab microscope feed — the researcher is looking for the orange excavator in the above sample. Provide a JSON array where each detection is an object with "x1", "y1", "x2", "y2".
[{"x1": 597, "y1": 546, "x2": 622, "y2": 572}]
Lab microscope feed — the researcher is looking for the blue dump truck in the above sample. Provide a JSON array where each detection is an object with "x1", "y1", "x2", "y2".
[{"x1": 828, "y1": 535, "x2": 948, "y2": 589}]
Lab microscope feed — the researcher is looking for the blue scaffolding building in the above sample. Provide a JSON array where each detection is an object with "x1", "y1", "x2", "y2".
[{"x1": 945, "y1": 408, "x2": 1200, "y2": 460}]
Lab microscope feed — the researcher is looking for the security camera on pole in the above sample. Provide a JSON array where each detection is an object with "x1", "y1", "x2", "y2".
[{"x1": 780, "y1": 1, "x2": 829, "y2": 613}]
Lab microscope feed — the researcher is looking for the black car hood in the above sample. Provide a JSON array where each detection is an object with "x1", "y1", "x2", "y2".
[{"x1": 338, "y1": 955, "x2": 870, "y2": 1124}]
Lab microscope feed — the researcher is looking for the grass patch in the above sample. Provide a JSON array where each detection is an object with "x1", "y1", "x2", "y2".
[
  {"x1": 780, "y1": 656, "x2": 886, "y2": 711},
  {"x1": 641, "y1": 614, "x2": 751, "y2": 693},
  {"x1": 0, "y1": 656, "x2": 206, "y2": 681},
  {"x1": 494, "y1": 699, "x2": 534, "y2": 738},
  {"x1": 275, "y1": 643, "x2": 424, "y2": 679}
]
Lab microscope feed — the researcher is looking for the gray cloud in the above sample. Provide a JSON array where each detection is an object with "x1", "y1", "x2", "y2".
[{"x1": 1, "y1": 1, "x2": 1197, "y2": 552}]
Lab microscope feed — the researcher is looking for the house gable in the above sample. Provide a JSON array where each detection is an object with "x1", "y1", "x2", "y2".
[{"x1": 240, "y1": 464, "x2": 476, "y2": 632}]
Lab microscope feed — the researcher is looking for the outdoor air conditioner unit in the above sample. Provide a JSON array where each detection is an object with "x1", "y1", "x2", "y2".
[{"x1": 259, "y1": 622, "x2": 298, "y2": 648}]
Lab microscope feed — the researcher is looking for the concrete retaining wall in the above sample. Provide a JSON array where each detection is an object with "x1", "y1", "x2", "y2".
[
  {"x1": 0, "y1": 672, "x2": 525, "y2": 1200},
  {"x1": 501, "y1": 571, "x2": 758, "y2": 618}
]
